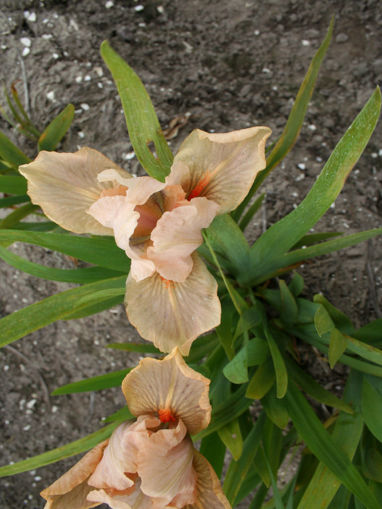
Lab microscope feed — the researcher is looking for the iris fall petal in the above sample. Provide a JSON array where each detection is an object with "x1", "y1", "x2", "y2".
[
  {"x1": 122, "y1": 348, "x2": 211, "y2": 434},
  {"x1": 19, "y1": 147, "x2": 130, "y2": 235},
  {"x1": 172, "y1": 126, "x2": 271, "y2": 213},
  {"x1": 124, "y1": 254, "x2": 221, "y2": 355}
]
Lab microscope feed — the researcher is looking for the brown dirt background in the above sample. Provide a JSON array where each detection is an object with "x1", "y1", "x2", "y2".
[{"x1": 0, "y1": 0, "x2": 381, "y2": 507}]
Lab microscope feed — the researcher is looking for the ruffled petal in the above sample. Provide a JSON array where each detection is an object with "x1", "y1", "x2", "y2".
[
  {"x1": 138, "y1": 421, "x2": 196, "y2": 505},
  {"x1": 87, "y1": 484, "x2": 153, "y2": 509},
  {"x1": 122, "y1": 348, "x2": 211, "y2": 434},
  {"x1": 40, "y1": 440, "x2": 108, "y2": 509},
  {"x1": 97, "y1": 168, "x2": 132, "y2": 188},
  {"x1": 87, "y1": 195, "x2": 134, "y2": 230},
  {"x1": 171, "y1": 127, "x2": 271, "y2": 214},
  {"x1": 89, "y1": 195, "x2": 151, "y2": 278},
  {"x1": 125, "y1": 176, "x2": 166, "y2": 206},
  {"x1": 147, "y1": 197, "x2": 219, "y2": 282},
  {"x1": 88, "y1": 417, "x2": 160, "y2": 492},
  {"x1": 19, "y1": 147, "x2": 129, "y2": 234},
  {"x1": 184, "y1": 451, "x2": 231, "y2": 509},
  {"x1": 124, "y1": 253, "x2": 221, "y2": 355},
  {"x1": 87, "y1": 422, "x2": 136, "y2": 492}
]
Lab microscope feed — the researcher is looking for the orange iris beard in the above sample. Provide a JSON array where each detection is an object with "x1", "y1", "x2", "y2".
[{"x1": 158, "y1": 408, "x2": 177, "y2": 423}]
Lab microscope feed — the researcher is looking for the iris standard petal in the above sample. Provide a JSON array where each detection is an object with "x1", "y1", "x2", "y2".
[
  {"x1": 40, "y1": 440, "x2": 108, "y2": 509},
  {"x1": 147, "y1": 197, "x2": 219, "y2": 282},
  {"x1": 138, "y1": 421, "x2": 196, "y2": 506},
  {"x1": 184, "y1": 451, "x2": 231, "y2": 509},
  {"x1": 171, "y1": 126, "x2": 271, "y2": 214},
  {"x1": 122, "y1": 348, "x2": 211, "y2": 434},
  {"x1": 89, "y1": 195, "x2": 155, "y2": 280},
  {"x1": 19, "y1": 147, "x2": 129, "y2": 234},
  {"x1": 124, "y1": 253, "x2": 221, "y2": 355}
]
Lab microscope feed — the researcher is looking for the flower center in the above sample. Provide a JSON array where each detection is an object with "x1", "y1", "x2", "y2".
[
  {"x1": 158, "y1": 408, "x2": 177, "y2": 423},
  {"x1": 188, "y1": 172, "x2": 211, "y2": 200},
  {"x1": 132, "y1": 192, "x2": 164, "y2": 238}
]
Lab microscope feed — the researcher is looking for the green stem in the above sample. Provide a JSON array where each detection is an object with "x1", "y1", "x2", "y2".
[{"x1": 202, "y1": 231, "x2": 242, "y2": 315}]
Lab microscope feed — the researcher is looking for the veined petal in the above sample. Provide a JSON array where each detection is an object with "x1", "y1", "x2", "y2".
[
  {"x1": 171, "y1": 127, "x2": 271, "y2": 214},
  {"x1": 40, "y1": 440, "x2": 108, "y2": 509},
  {"x1": 122, "y1": 348, "x2": 211, "y2": 434},
  {"x1": 138, "y1": 421, "x2": 196, "y2": 505},
  {"x1": 148, "y1": 197, "x2": 219, "y2": 282},
  {"x1": 184, "y1": 451, "x2": 231, "y2": 509},
  {"x1": 19, "y1": 148, "x2": 129, "y2": 234},
  {"x1": 124, "y1": 253, "x2": 221, "y2": 356}
]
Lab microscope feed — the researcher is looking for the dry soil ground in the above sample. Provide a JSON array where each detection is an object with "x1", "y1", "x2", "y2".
[{"x1": 0, "y1": 0, "x2": 381, "y2": 507}]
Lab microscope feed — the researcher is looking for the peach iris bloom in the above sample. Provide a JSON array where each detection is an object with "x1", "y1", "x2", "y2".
[
  {"x1": 19, "y1": 127, "x2": 271, "y2": 354},
  {"x1": 41, "y1": 349, "x2": 231, "y2": 509}
]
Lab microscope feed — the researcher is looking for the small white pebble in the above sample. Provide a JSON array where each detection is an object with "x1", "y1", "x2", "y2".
[
  {"x1": 78, "y1": 131, "x2": 85, "y2": 139},
  {"x1": 69, "y1": 19, "x2": 79, "y2": 31},
  {"x1": 84, "y1": 74, "x2": 91, "y2": 82},
  {"x1": 272, "y1": 85, "x2": 278, "y2": 91},
  {"x1": 75, "y1": 75, "x2": 82, "y2": 83},
  {"x1": 26, "y1": 399, "x2": 36, "y2": 409},
  {"x1": 23, "y1": 425, "x2": 31, "y2": 431},
  {"x1": 371, "y1": 152, "x2": 378, "y2": 159},
  {"x1": 105, "y1": 0, "x2": 114, "y2": 7},
  {"x1": 262, "y1": 67, "x2": 271, "y2": 74},
  {"x1": 4, "y1": 365, "x2": 9, "y2": 371},
  {"x1": 125, "y1": 152, "x2": 136, "y2": 160},
  {"x1": 297, "y1": 163, "x2": 306, "y2": 170},
  {"x1": 94, "y1": 66, "x2": 103, "y2": 77},
  {"x1": 254, "y1": 29, "x2": 260, "y2": 35},
  {"x1": 308, "y1": 124, "x2": 316, "y2": 131},
  {"x1": 302, "y1": 39, "x2": 310, "y2": 46},
  {"x1": 378, "y1": 149, "x2": 382, "y2": 157},
  {"x1": 51, "y1": 405, "x2": 58, "y2": 413},
  {"x1": 80, "y1": 103, "x2": 90, "y2": 111},
  {"x1": 42, "y1": 18, "x2": 49, "y2": 24},
  {"x1": 295, "y1": 174, "x2": 304, "y2": 181},
  {"x1": 138, "y1": 22, "x2": 146, "y2": 27},
  {"x1": 34, "y1": 476, "x2": 42, "y2": 482},
  {"x1": 42, "y1": 34, "x2": 52, "y2": 39},
  {"x1": 1, "y1": 44, "x2": 7, "y2": 50},
  {"x1": 20, "y1": 37, "x2": 31, "y2": 47},
  {"x1": 22, "y1": 47, "x2": 30, "y2": 57},
  {"x1": 46, "y1": 91, "x2": 55, "y2": 101},
  {"x1": 316, "y1": 156, "x2": 323, "y2": 162},
  {"x1": 135, "y1": 4, "x2": 144, "y2": 11},
  {"x1": 157, "y1": 5, "x2": 164, "y2": 13},
  {"x1": 97, "y1": 82, "x2": 104, "y2": 89},
  {"x1": 24, "y1": 11, "x2": 36, "y2": 22},
  {"x1": 52, "y1": 52, "x2": 59, "y2": 59}
]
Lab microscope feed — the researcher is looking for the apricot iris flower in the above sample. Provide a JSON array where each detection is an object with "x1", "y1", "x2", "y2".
[
  {"x1": 20, "y1": 127, "x2": 271, "y2": 354},
  {"x1": 41, "y1": 349, "x2": 231, "y2": 509}
]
